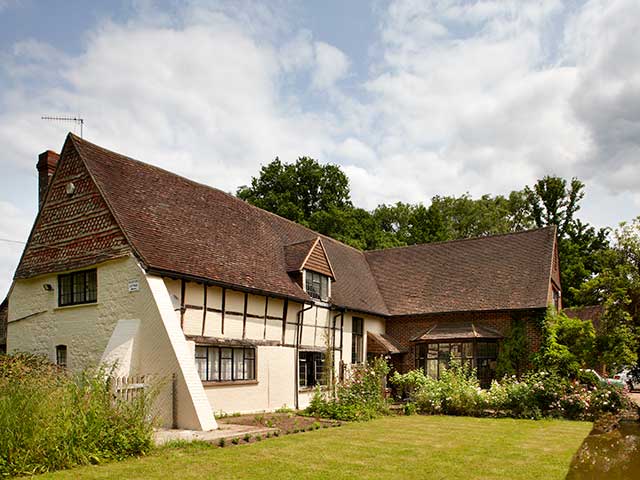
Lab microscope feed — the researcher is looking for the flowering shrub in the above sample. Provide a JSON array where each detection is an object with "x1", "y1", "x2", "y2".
[
  {"x1": 306, "y1": 357, "x2": 390, "y2": 421},
  {"x1": 394, "y1": 364, "x2": 631, "y2": 421}
]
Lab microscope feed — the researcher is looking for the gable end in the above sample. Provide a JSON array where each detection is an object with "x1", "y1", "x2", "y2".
[{"x1": 14, "y1": 139, "x2": 131, "y2": 279}]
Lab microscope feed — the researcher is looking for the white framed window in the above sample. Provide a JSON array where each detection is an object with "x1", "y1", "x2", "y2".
[{"x1": 195, "y1": 345, "x2": 255, "y2": 382}]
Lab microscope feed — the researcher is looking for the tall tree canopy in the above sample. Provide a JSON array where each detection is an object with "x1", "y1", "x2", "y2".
[
  {"x1": 523, "y1": 176, "x2": 610, "y2": 306},
  {"x1": 575, "y1": 218, "x2": 640, "y2": 374},
  {"x1": 236, "y1": 157, "x2": 352, "y2": 225}
]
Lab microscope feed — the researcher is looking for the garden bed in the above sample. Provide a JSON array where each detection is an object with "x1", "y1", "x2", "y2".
[{"x1": 217, "y1": 412, "x2": 340, "y2": 434}]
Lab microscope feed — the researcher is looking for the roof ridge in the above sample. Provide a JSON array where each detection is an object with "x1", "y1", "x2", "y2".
[
  {"x1": 364, "y1": 225, "x2": 555, "y2": 255},
  {"x1": 67, "y1": 134, "x2": 368, "y2": 256}
]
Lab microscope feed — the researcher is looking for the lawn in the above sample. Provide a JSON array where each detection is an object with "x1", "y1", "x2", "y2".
[{"x1": 40, "y1": 416, "x2": 591, "y2": 480}]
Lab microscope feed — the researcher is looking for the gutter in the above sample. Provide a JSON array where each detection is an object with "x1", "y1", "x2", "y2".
[{"x1": 294, "y1": 302, "x2": 314, "y2": 410}]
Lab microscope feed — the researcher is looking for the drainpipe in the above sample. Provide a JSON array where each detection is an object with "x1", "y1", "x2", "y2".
[
  {"x1": 294, "y1": 302, "x2": 314, "y2": 410},
  {"x1": 332, "y1": 309, "x2": 344, "y2": 395}
]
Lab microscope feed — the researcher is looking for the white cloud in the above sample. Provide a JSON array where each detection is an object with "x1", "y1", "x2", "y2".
[
  {"x1": 311, "y1": 41, "x2": 350, "y2": 90},
  {"x1": 0, "y1": 201, "x2": 31, "y2": 298},
  {"x1": 1, "y1": 0, "x2": 639, "y2": 292}
]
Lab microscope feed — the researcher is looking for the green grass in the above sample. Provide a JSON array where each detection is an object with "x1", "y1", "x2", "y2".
[{"x1": 39, "y1": 416, "x2": 591, "y2": 480}]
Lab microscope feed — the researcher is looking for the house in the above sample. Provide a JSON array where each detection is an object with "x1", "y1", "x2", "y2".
[{"x1": 6, "y1": 134, "x2": 561, "y2": 430}]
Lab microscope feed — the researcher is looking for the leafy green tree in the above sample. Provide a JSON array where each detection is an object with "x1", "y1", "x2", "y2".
[
  {"x1": 524, "y1": 176, "x2": 610, "y2": 306},
  {"x1": 525, "y1": 176, "x2": 584, "y2": 237},
  {"x1": 237, "y1": 157, "x2": 352, "y2": 224},
  {"x1": 495, "y1": 319, "x2": 530, "y2": 378},
  {"x1": 533, "y1": 307, "x2": 596, "y2": 377},
  {"x1": 575, "y1": 218, "x2": 640, "y2": 374}
]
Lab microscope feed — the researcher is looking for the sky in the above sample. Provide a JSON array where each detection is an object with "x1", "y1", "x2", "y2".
[{"x1": 1, "y1": 0, "x2": 639, "y2": 298}]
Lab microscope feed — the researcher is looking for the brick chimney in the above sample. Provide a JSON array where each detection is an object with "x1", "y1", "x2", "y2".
[{"x1": 37, "y1": 150, "x2": 60, "y2": 208}]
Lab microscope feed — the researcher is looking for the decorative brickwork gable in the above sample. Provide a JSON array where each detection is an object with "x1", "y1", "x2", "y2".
[{"x1": 14, "y1": 140, "x2": 130, "y2": 279}]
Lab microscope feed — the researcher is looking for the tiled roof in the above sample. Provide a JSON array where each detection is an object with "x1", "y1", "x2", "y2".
[
  {"x1": 564, "y1": 305, "x2": 603, "y2": 331},
  {"x1": 366, "y1": 331, "x2": 406, "y2": 354},
  {"x1": 410, "y1": 322, "x2": 503, "y2": 342},
  {"x1": 37, "y1": 134, "x2": 557, "y2": 318},
  {"x1": 284, "y1": 239, "x2": 317, "y2": 273},
  {"x1": 70, "y1": 135, "x2": 388, "y2": 315},
  {"x1": 365, "y1": 227, "x2": 556, "y2": 316}
]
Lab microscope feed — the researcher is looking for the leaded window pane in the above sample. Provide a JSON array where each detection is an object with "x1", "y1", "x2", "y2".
[
  {"x1": 233, "y1": 348, "x2": 244, "y2": 380},
  {"x1": 220, "y1": 348, "x2": 233, "y2": 381}
]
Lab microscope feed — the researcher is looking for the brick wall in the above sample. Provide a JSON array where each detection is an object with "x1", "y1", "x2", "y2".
[{"x1": 385, "y1": 309, "x2": 544, "y2": 373}]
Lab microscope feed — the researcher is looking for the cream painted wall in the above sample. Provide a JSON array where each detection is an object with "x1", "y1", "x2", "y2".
[
  {"x1": 204, "y1": 346, "x2": 296, "y2": 414},
  {"x1": 8, "y1": 256, "x2": 142, "y2": 369},
  {"x1": 8, "y1": 256, "x2": 216, "y2": 430}
]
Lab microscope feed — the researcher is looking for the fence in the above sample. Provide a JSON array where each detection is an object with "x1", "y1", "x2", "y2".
[
  {"x1": 109, "y1": 373, "x2": 178, "y2": 428},
  {"x1": 111, "y1": 375, "x2": 148, "y2": 402}
]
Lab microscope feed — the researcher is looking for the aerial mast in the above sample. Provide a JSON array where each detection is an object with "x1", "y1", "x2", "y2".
[{"x1": 41, "y1": 115, "x2": 85, "y2": 138}]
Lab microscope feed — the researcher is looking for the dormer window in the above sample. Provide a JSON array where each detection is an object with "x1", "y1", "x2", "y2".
[{"x1": 305, "y1": 270, "x2": 329, "y2": 301}]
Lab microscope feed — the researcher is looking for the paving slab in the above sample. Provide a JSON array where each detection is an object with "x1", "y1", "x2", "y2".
[{"x1": 154, "y1": 423, "x2": 278, "y2": 446}]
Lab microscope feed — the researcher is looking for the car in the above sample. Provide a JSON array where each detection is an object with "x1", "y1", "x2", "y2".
[
  {"x1": 613, "y1": 369, "x2": 640, "y2": 391},
  {"x1": 581, "y1": 369, "x2": 626, "y2": 389}
]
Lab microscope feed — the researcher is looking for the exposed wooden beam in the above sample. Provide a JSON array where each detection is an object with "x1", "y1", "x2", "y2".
[
  {"x1": 221, "y1": 287, "x2": 226, "y2": 335},
  {"x1": 281, "y1": 299, "x2": 288, "y2": 345},
  {"x1": 201, "y1": 284, "x2": 207, "y2": 336},
  {"x1": 242, "y1": 292, "x2": 248, "y2": 339}
]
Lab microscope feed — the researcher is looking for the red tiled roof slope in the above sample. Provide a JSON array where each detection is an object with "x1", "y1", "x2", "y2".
[
  {"x1": 284, "y1": 239, "x2": 316, "y2": 272},
  {"x1": 365, "y1": 227, "x2": 556, "y2": 316},
  {"x1": 70, "y1": 135, "x2": 388, "y2": 315}
]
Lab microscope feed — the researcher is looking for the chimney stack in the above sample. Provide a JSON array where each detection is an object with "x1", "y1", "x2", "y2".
[{"x1": 37, "y1": 150, "x2": 60, "y2": 208}]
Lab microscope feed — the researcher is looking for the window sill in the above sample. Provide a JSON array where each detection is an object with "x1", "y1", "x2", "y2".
[
  {"x1": 298, "y1": 386, "x2": 327, "y2": 393},
  {"x1": 54, "y1": 302, "x2": 99, "y2": 312},
  {"x1": 202, "y1": 380, "x2": 258, "y2": 387}
]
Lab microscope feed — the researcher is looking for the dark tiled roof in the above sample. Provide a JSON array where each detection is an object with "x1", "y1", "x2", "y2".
[
  {"x1": 564, "y1": 305, "x2": 604, "y2": 331},
  {"x1": 365, "y1": 227, "x2": 556, "y2": 316},
  {"x1": 367, "y1": 331, "x2": 406, "y2": 354},
  {"x1": 410, "y1": 322, "x2": 504, "y2": 342},
  {"x1": 284, "y1": 239, "x2": 317, "y2": 272},
  {"x1": 70, "y1": 135, "x2": 388, "y2": 315},
  {"x1": 40, "y1": 134, "x2": 557, "y2": 318}
]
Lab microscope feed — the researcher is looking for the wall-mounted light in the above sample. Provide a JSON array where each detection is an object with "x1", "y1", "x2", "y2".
[{"x1": 43, "y1": 283, "x2": 54, "y2": 291}]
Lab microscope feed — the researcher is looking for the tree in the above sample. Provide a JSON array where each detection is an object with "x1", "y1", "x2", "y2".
[
  {"x1": 525, "y1": 176, "x2": 584, "y2": 238},
  {"x1": 533, "y1": 307, "x2": 596, "y2": 377},
  {"x1": 524, "y1": 176, "x2": 610, "y2": 306},
  {"x1": 237, "y1": 157, "x2": 352, "y2": 224},
  {"x1": 575, "y1": 217, "x2": 640, "y2": 374}
]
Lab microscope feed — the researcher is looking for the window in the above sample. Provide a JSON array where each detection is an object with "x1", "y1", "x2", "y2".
[
  {"x1": 299, "y1": 351, "x2": 325, "y2": 388},
  {"x1": 351, "y1": 317, "x2": 363, "y2": 364},
  {"x1": 552, "y1": 287, "x2": 561, "y2": 310},
  {"x1": 58, "y1": 269, "x2": 97, "y2": 306},
  {"x1": 305, "y1": 271, "x2": 329, "y2": 301},
  {"x1": 415, "y1": 340, "x2": 498, "y2": 388},
  {"x1": 56, "y1": 345, "x2": 67, "y2": 367},
  {"x1": 195, "y1": 346, "x2": 255, "y2": 382}
]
